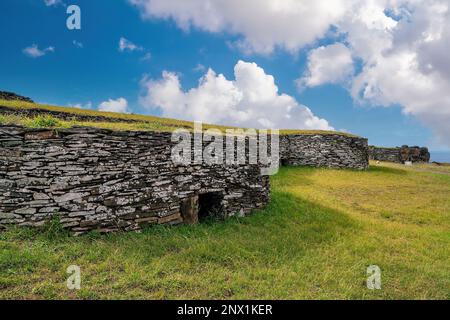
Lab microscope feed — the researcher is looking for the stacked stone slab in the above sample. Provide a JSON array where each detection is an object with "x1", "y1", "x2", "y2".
[
  {"x1": 0, "y1": 126, "x2": 270, "y2": 234},
  {"x1": 369, "y1": 146, "x2": 430, "y2": 163},
  {"x1": 369, "y1": 147, "x2": 401, "y2": 163},
  {"x1": 280, "y1": 134, "x2": 369, "y2": 170}
]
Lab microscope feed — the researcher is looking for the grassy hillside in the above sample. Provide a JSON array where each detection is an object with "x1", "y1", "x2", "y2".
[
  {"x1": 0, "y1": 99, "x2": 358, "y2": 136},
  {"x1": 1, "y1": 161, "x2": 449, "y2": 299}
]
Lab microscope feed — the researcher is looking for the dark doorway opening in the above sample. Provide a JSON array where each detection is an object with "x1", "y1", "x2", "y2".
[
  {"x1": 198, "y1": 192, "x2": 224, "y2": 221},
  {"x1": 281, "y1": 158, "x2": 289, "y2": 166}
]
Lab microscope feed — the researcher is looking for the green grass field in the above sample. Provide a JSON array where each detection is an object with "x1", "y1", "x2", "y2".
[{"x1": 1, "y1": 162, "x2": 449, "y2": 300}]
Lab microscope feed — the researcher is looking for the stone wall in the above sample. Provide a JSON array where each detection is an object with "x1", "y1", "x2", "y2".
[
  {"x1": 280, "y1": 134, "x2": 369, "y2": 170},
  {"x1": 369, "y1": 146, "x2": 430, "y2": 163},
  {"x1": 0, "y1": 126, "x2": 270, "y2": 234},
  {"x1": 368, "y1": 147, "x2": 401, "y2": 163}
]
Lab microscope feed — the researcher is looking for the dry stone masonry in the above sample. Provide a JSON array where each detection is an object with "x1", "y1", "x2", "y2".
[
  {"x1": 0, "y1": 126, "x2": 270, "y2": 234},
  {"x1": 280, "y1": 134, "x2": 369, "y2": 170},
  {"x1": 369, "y1": 146, "x2": 430, "y2": 163}
]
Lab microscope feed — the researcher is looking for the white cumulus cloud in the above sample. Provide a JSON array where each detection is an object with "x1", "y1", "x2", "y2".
[
  {"x1": 128, "y1": 0, "x2": 353, "y2": 54},
  {"x1": 128, "y1": 0, "x2": 450, "y2": 146},
  {"x1": 344, "y1": 0, "x2": 450, "y2": 146},
  {"x1": 139, "y1": 60, "x2": 333, "y2": 130},
  {"x1": 298, "y1": 43, "x2": 354, "y2": 89},
  {"x1": 22, "y1": 44, "x2": 55, "y2": 58},
  {"x1": 98, "y1": 98, "x2": 129, "y2": 113}
]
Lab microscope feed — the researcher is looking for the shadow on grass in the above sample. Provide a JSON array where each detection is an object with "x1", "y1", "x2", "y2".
[
  {"x1": 0, "y1": 190, "x2": 359, "y2": 273},
  {"x1": 281, "y1": 162, "x2": 408, "y2": 176}
]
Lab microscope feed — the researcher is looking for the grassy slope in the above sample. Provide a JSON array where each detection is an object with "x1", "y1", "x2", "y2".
[
  {"x1": 1, "y1": 162, "x2": 449, "y2": 299},
  {"x1": 0, "y1": 99, "x2": 358, "y2": 136}
]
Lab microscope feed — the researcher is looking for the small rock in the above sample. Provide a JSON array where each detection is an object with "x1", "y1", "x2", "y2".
[
  {"x1": 54, "y1": 192, "x2": 86, "y2": 203},
  {"x1": 0, "y1": 212, "x2": 22, "y2": 219},
  {"x1": 14, "y1": 207, "x2": 37, "y2": 215},
  {"x1": 33, "y1": 192, "x2": 50, "y2": 200}
]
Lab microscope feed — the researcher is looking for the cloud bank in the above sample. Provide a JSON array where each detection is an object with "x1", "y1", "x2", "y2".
[
  {"x1": 140, "y1": 60, "x2": 333, "y2": 130},
  {"x1": 129, "y1": 0, "x2": 450, "y2": 146},
  {"x1": 129, "y1": 0, "x2": 350, "y2": 54}
]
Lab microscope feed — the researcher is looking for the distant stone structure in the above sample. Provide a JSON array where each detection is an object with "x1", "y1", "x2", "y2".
[
  {"x1": 280, "y1": 134, "x2": 369, "y2": 170},
  {"x1": 0, "y1": 91, "x2": 34, "y2": 103},
  {"x1": 369, "y1": 146, "x2": 430, "y2": 163}
]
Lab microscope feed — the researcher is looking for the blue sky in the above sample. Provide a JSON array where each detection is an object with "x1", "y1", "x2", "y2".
[{"x1": 0, "y1": 0, "x2": 447, "y2": 151}]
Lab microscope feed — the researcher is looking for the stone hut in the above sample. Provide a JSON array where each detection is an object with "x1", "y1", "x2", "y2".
[
  {"x1": 369, "y1": 146, "x2": 430, "y2": 163},
  {"x1": 0, "y1": 126, "x2": 270, "y2": 234}
]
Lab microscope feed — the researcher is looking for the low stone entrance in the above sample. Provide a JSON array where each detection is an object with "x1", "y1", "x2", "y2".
[
  {"x1": 198, "y1": 192, "x2": 224, "y2": 221},
  {"x1": 180, "y1": 192, "x2": 224, "y2": 224}
]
